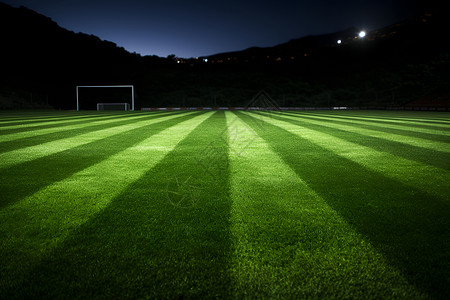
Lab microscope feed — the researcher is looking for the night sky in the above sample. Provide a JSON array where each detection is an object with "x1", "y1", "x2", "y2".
[{"x1": 2, "y1": 0, "x2": 421, "y2": 58}]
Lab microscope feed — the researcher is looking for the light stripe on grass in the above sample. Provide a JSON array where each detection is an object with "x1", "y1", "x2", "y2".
[
  {"x1": 246, "y1": 111, "x2": 450, "y2": 200},
  {"x1": 0, "y1": 112, "x2": 109, "y2": 125},
  {"x1": 277, "y1": 112, "x2": 450, "y2": 153},
  {"x1": 0, "y1": 111, "x2": 213, "y2": 291},
  {"x1": 297, "y1": 111, "x2": 450, "y2": 128},
  {"x1": 287, "y1": 111, "x2": 450, "y2": 136},
  {"x1": 270, "y1": 112, "x2": 450, "y2": 171},
  {"x1": 0, "y1": 111, "x2": 194, "y2": 169},
  {"x1": 226, "y1": 111, "x2": 423, "y2": 298},
  {"x1": 0, "y1": 112, "x2": 148, "y2": 133},
  {"x1": 305, "y1": 111, "x2": 450, "y2": 124},
  {"x1": 0, "y1": 113, "x2": 159, "y2": 142},
  {"x1": 2, "y1": 111, "x2": 231, "y2": 298}
]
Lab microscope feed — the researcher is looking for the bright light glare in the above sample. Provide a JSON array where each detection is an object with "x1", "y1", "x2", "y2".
[
  {"x1": 359, "y1": 31, "x2": 366, "y2": 38},
  {"x1": 337, "y1": 39, "x2": 342, "y2": 44}
]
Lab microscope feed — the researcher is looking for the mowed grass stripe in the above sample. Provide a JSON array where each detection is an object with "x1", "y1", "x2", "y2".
[
  {"x1": 309, "y1": 110, "x2": 450, "y2": 124},
  {"x1": 0, "y1": 114, "x2": 167, "y2": 146},
  {"x1": 241, "y1": 111, "x2": 450, "y2": 298},
  {"x1": 285, "y1": 111, "x2": 450, "y2": 140},
  {"x1": 267, "y1": 111, "x2": 450, "y2": 171},
  {"x1": 252, "y1": 111, "x2": 450, "y2": 199},
  {"x1": 0, "y1": 111, "x2": 192, "y2": 169},
  {"x1": 0, "y1": 112, "x2": 123, "y2": 130},
  {"x1": 226, "y1": 111, "x2": 422, "y2": 298},
  {"x1": 0, "y1": 111, "x2": 213, "y2": 294},
  {"x1": 297, "y1": 111, "x2": 450, "y2": 128},
  {"x1": 0, "y1": 112, "x2": 202, "y2": 208},
  {"x1": 0, "y1": 111, "x2": 110, "y2": 125},
  {"x1": 6, "y1": 111, "x2": 232, "y2": 299},
  {"x1": 0, "y1": 111, "x2": 76, "y2": 120},
  {"x1": 273, "y1": 111, "x2": 450, "y2": 153},
  {"x1": 0, "y1": 112, "x2": 170, "y2": 153},
  {"x1": 0, "y1": 111, "x2": 153, "y2": 133}
]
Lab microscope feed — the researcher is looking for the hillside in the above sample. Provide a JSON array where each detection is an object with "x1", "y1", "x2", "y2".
[
  {"x1": 205, "y1": 27, "x2": 358, "y2": 64},
  {"x1": 163, "y1": 10, "x2": 450, "y2": 109},
  {"x1": 1, "y1": 2, "x2": 449, "y2": 109},
  {"x1": 0, "y1": 2, "x2": 164, "y2": 109}
]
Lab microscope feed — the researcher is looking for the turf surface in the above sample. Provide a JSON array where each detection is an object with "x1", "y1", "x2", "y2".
[{"x1": 0, "y1": 110, "x2": 449, "y2": 299}]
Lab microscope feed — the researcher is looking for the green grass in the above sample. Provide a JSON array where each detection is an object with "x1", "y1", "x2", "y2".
[{"x1": 0, "y1": 109, "x2": 449, "y2": 299}]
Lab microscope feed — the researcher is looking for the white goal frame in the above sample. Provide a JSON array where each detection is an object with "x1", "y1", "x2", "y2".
[{"x1": 76, "y1": 85, "x2": 134, "y2": 111}]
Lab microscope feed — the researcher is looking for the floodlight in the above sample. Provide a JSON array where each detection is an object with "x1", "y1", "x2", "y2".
[
  {"x1": 337, "y1": 39, "x2": 342, "y2": 44},
  {"x1": 358, "y1": 31, "x2": 366, "y2": 38}
]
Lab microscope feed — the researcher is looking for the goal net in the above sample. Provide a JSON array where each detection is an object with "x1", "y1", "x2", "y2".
[
  {"x1": 97, "y1": 103, "x2": 130, "y2": 111},
  {"x1": 76, "y1": 85, "x2": 134, "y2": 111}
]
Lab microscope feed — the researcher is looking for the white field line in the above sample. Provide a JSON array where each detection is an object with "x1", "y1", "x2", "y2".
[
  {"x1": 286, "y1": 112, "x2": 450, "y2": 134},
  {"x1": 0, "y1": 111, "x2": 196, "y2": 170},
  {"x1": 0, "y1": 111, "x2": 213, "y2": 289},
  {"x1": 269, "y1": 112, "x2": 450, "y2": 153},
  {"x1": 226, "y1": 111, "x2": 423, "y2": 297},
  {"x1": 244, "y1": 111, "x2": 450, "y2": 199},
  {"x1": 0, "y1": 113, "x2": 159, "y2": 142}
]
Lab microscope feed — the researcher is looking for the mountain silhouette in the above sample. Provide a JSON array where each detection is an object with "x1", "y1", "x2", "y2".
[
  {"x1": 1, "y1": 1, "x2": 449, "y2": 109},
  {"x1": 206, "y1": 27, "x2": 358, "y2": 63}
]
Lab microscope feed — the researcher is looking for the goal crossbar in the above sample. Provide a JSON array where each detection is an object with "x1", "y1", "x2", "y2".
[{"x1": 76, "y1": 85, "x2": 134, "y2": 111}]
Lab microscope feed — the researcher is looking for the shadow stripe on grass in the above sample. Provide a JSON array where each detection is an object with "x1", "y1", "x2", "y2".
[
  {"x1": 0, "y1": 111, "x2": 126, "y2": 127},
  {"x1": 239, "y1": 111, "x2": 450, "y2": 299},
  {"x1": 307, "y1": 111, "x2": 450, "y2": 124},
  {"x1": 295, "y1": 111, "x2": 450, "y2": 129},
  {"x1": 269, "y1": 111, "x2": 450, "y2": 171},
  {"x1": 0, "y1": 112, "x2": 108, "y2": 125},
  {"x1": 0, "y1": 111, "x2": 131, "y2": 130},
  {"x1": 278, "y1": 112, "x2": 450, "y2": 153},
  {"x1": 226, "y1": 111, "x2": 423, "y2": 298},
  {"x1": 0, "y1": 112, "x2": 171, "y2": 153},
  {"x1": 0, "y1": 111, "x2": 201, "y2": 208},
  {"x1": 0, "y1": 111, "x2": 214, "y2": 296},
  {"x1": 0, "y1": 111, "x2": 159, "y2": 136},
  {"x1": 253, "y1": 110, "x2": 450, "y2": 201},
  {"x1": 4, "y1": 111, "x2": 233, "y2": 299},
  {"x1": 0, "y1": 111, "x2": 191, "y2": 169},
  {"x1": 283, "y1": 111, "x2": 450, "y2": 142}
]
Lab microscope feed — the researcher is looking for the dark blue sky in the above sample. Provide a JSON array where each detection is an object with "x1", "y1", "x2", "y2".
[{"x1": 3, "y1": 0, "x2": 421, "y2": 58}]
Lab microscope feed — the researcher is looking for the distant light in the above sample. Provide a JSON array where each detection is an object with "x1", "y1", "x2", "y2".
[
  {"x1": 203, "y1": 58, "x2": 208, "y2": 62},
  {"x1": 337, "y1": 39, "x2": 342, "y2": 44},
  {"x1": 359, "y1": 31, "x2": 366, "y2": 38}
]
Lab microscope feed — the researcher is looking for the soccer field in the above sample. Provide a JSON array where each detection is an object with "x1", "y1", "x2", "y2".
[{"x1": 0, "y1": 110, "x2": 449, "y2": 298}]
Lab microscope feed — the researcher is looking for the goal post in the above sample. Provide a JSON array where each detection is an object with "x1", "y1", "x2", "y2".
[{"x1": 76, "y1": 85, "x2": 134, "y2": 111}]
